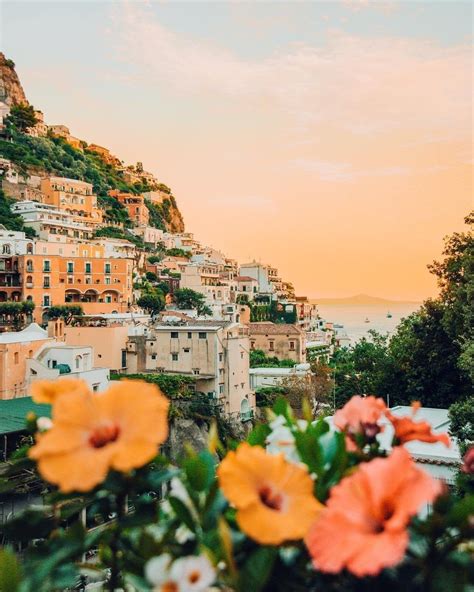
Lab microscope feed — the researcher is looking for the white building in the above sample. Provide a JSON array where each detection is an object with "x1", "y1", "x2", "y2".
[
  {"x1": 11, "y1": 200, "x2": 94, "y2": 239},
  {"x1": 28, "y1": 342, "x2": 109, "y2": 393},
  {"x1": 0, "y1": 228, "x2": 34, "y2": 256},
  {"x1": 180, "y1": 263, "x2": 231, "y2": 305},
  {"x1": 250, "y1": 364, "x2": 312, "y2": 390}
]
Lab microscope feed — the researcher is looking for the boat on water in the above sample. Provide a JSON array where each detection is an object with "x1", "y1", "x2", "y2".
[
  {"x1": 364, "y1": 317, "x2": 370, "y2": 323},
  {"x1": 387, "y1": 311, "x2": 393, "y2": 318}
]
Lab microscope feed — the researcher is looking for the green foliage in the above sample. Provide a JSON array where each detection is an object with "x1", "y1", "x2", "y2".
[
  {"x1": 93, "y1": 225, "x2": 144, "y2": 248},
  {"x1": 449, "y1": 397, "x2": 474, "y2": 455},
  {"x1": 0, "y1": 188, "x2": 36, "y2": 236},
  {"x1": 46, "y1": 305, "x2": 82, "y2": 324},
  {"x1": 174, "y1": 288, "x2": 210, "y2": 315},
  {"x1": 110, "y1": 373, "x2": 195, "y2": 399},
  {"x1": 249, "y1": 349, "x2": 296, "y2": 368},
  {"x1": 97, "y1": 195, "x2": 131, "y2": 226},
  {"x1": 145, "y1": 271, "x2": 158, "y2": 282},
  {"x1": 255, "y1": 386, "x2": 286, "y2": 408},
  {"x1": 166, "y1": 247, "x2": 191, "y2": 259},
  {"x1": 5, "y1": 104, "x2": 38, "y2": 132},
  {"x1": 0, "y1": 546, "x2": 23, "y2": 592},
  {"x1": 137, "y1": 292, "x2": 165, "y2": 315},
  {"x1": 147, "y1": 255, "x2": 162, "y2": 264},
  {"x1": 145, "y1": 199, "x2": 166, "y2": 230}
]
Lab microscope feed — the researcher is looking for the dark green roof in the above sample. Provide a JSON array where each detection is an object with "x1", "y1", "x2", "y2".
[{"x1": 0, "y1": 397, "x2": 51, "y2": 435}]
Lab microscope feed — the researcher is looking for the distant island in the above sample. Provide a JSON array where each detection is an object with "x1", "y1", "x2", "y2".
[{"x1": 311, "y1": 294, "x2": 421, "y2": 306}]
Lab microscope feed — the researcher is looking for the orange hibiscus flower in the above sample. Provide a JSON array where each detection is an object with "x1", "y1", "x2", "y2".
[
  {"x1": 31, "y1": 377, "x2": 90, "y2": 404},
  {"x1": 334, "y1": 395, "x2": 387, "y2": 444},
  {"x1": 29, "y1": 379, "x2": 169, "y2": 493},
  {"x1": 387, "y1": 402, "x2": 450, "y2": 447},
  {"x1": 217, "y1": 443, "x2": 322, "y2": 545},
  {"x1": 305, "y1": 447, "x2": 441, "y2": 577}
]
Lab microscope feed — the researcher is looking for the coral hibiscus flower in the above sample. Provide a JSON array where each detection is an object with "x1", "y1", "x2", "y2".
[
  {"x1": 387, "y1": 402, "x2": 450, "y2": 447},
  {"x1": 217, "y1": 443, "x2": 321, "y2": 545},
  {"x1": 305, "y1": 447, "x2": 441, "y2": 577},
  {"x1": 334, "y1": 395, "x2": 387, "y2": 444},
  {"x1": 29, "y1": 379, "x2": 169, "y2": 493}
]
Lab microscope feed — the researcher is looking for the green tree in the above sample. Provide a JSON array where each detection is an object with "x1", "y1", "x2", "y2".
[
  {"x1": 6, "y1": 104, "x2": 38, "y2": 132},
  {"x1": 137, "y1": 292, "x2": 165, "y2": 315},
  {"x1": 448, "y1": 396, "x2": 474, "y2": 455},
  {"x1": 46, "y1": 305, "x2": 83, "y2": 325},
  {"x1": 166, "y1": 248, "x2": 191, "y2": 259},
  {"x1": 174, "y1": 288, "x2": 210, "y2": 315}
]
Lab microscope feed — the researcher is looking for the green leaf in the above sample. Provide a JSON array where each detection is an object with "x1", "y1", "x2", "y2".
[
  {"x1": 0, "y1": 548, "x2": 22, "y2": 592},
  {"x1": 272, "y1": 397, "x2": 293, "y2": 422},
  {"x1": 184, "y1": 451, "x2": 215, "y2": 492},
  {"x1": 293, "y1": 431, "x2": 322, "y2": 475},
  {"x1": 238, "y1": 547, "x2": 278, "y2": 592},
  {"x1": 247, "y1": 423, "x2": 271, "y2": 447},
  {"x1": 169, "y1": 496, "x2": 196, "y2": 532}
]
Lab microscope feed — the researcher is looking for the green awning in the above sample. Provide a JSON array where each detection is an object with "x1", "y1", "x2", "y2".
[{"x1": 0, "y1": 397, "x2": 51, "y2": 435}]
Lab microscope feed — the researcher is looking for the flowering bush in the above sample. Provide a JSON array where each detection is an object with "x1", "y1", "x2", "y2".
[{"x1": 0, "y1": 379, "x2": 472, "y2": 592}]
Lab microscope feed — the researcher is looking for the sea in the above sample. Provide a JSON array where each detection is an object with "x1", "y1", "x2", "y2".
[{"x1": 316, "y1": 303, "x2": 421, "y2": 344}]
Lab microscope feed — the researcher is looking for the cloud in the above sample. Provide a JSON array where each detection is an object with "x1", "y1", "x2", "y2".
[
  {"x1": 292, "y1": 159, "x2": 411, "y2": 181},
  {"x1": 110, "y1": 2, "x2": 471, "y2": 146}
]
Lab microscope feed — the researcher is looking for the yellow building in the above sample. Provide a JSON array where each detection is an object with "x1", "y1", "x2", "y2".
[{"x1": 40, "y1": 176, "x2": 103, "y2": 226}]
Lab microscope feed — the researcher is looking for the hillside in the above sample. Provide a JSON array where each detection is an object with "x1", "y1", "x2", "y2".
[
  {"x1": 0, "y1": 53, "x2": 184, "y2": 234},
  {"x1": 312, "y1": 293, "x2": 421, "y2": 305}
]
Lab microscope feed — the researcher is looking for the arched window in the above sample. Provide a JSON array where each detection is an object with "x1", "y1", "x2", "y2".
[
  {"x1": 2, "y1": 244, "x2": 11, "y2": 254},
  {"x1": 26, "y1": 243, "x2": 34, "y2": 254},
  {"x1": 14, "y1": 352, "x2": 19, "y2": 364},
  {"x1": 75, "y1": 355, "x2": 82, "y2": 370}
]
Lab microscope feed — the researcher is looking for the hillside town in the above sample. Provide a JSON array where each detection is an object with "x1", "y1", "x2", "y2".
[{"x1": 0, "y1": 53, "x2": 350, "y2": 420}]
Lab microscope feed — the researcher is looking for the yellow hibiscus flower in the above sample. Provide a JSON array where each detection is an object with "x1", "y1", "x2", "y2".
[
  {"x1": 218, "y1": 443, "x2": 322, "y2": 545},
  {"x1": 29, "y1": 380, "x2": 169, "y2": 492}
]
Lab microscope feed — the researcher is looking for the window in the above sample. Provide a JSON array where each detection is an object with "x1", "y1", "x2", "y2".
[
  {"x1": 171, "y1": 353, "x2": 179, "y2": 361},
  {"x1": 26, "y1": 260, "x2": 33, "y2": 272},
  {"x1": 14, "y1": 352, "x2": 19, "y2": 364},
  {"x1": 250, "y1": 341, "x2": 255, "y2": 350},
  {"x1": 104, "y1": 262, "x2": 111, "y2": 274},
  {"x1": 75, "y1": 355, "x2": 81, "y2": 370},
  {"x1": 105, "y1": 295, "x2": 112, "y2": 303},
  {"x1": 43, "y1": 295, "x2": 50, "y2": 307},
  {"x1": 183, "y1": 348, "x2": 190, "y2": 353},
  {"x1": 121, "y1": 350, "x2": 127, "y2": 368},
  {"x1": 193, "y1": 369, "x2": 200, "y2": 375},
  {"x1": 171, "y1": 332, "x2": 179, "y2": 339},
  {"x1": 85, "y1": 276, "x2": 91, "y2": 284},
  {"x1": 269, "y1": 341, "x2": 274, "y2": 351},
  {"x1": 289, "y1": 341, "x2": 295, "y2": 351},
  {"x1": 85, "y1": 262, "x2": 91, "y2": 274},
  {"x1": 198, "y1": 332, "x2": 206, "y2": 339},
  {"x1": 67, "y1": 261, "x2": 74, "y2": 273},
  {"x1": 68, "y1": 277, "x2": 73, "y2": 284},
  {"x1": 219, "y1": 353, "x2": 223, "y2": 362},
  {"x1": 43, "y1": 260, "x2": 51, "y2": 272},
  {"x1": 2, "y1": 244, "x2": 11, "y2": 254},
  {"x1": 219, "y1": 384, "x2": 224, "y2": 394},
  {"x1": 105, "y1": 277, "x2": 111, "y2": 285},
  {"x1": 43, "y1": 276, "x2": 50, "y2": 288},
  {"x1": 151, "y1": 354, "x2": 157, "y2": 360},
  {"x1": 187, "y1": 332, "x2": 192, "y2": 339}
]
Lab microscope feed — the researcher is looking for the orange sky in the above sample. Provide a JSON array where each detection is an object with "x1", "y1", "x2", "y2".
[{"x1": 3, "y1": 1, "x2": 473, "y2": 300}]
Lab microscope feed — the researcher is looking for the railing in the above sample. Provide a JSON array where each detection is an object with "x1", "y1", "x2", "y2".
[{"x1": 240, "y1": 410, "x2": 254, "y2": 422}]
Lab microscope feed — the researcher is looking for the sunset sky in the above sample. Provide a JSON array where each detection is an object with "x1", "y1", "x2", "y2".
[{"x1": 1, "y1": 0, "x2": 472, "y2": 300}]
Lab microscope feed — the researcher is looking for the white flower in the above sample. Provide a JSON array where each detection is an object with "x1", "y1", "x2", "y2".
[
  {"x1": 145, "y1": 554, "x2": 172, "y2": 586},
  {"x1": 169, "y1": 477, "x2": 198, "y2": 519},
  {"x1": 170, "y1": 555, "x2": 216, "y2": 592},
  {"x1": 37, "y1": 416, "x2": 53, "y2": 432},
  {"x1": 266, "y1": 416, "x2": 300, "y2": 463}
]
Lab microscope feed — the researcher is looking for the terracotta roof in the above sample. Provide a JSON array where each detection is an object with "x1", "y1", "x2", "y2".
[
  {"x1": 236, "y1": 276, "x2": 257, "y2": 282},
  {"x1": 249, "y1": 323, "x2": 302, "y2": 336}
]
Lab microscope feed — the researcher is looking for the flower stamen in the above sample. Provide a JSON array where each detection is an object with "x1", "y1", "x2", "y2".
[{"x1": 89, "y1": 424, "x2": 120, "y2": 449}]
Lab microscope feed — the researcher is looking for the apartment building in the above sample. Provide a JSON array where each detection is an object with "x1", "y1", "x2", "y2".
[
  {"x1": 239, "y1": 261, "x2": 275, "y2": 297},
  {"x1": 249, "y1": 322, "x2": 306, "y2": 363},
  {"x1": 295, "y1": 296, "x2": 320, "y2": 333},
  {"x1": 15, "y1": 253, "x2": 133, "y2": 321},
  {"x1": 108, "y1": 190, "x2": 149, "y2": 226},
  {"x1": 40, "y1": 176, "x2": 102, "y2": 226},
  {"x1": 235, "y1": 275, "x2": 259, "y2": 302},
  {"x1": 11, "y1": 200, "x2": 94, "y2": 239},
  {"x1": 126, "y1": 321, "x2": 255, "y2": 417},
  {"x1": 180, "y1": 263, "x2": 231, "y2": 304}
]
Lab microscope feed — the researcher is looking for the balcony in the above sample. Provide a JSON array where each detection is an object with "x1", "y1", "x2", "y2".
[{"x1": 240, "y1": 410, "x2": 254, "y2": 422}]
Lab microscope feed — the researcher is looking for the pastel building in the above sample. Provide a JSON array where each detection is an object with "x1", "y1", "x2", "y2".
[
  {"x1": 40, "y1": 177, "x2": 102, "y2": 226},
  {"x1": 108, "y1": 190, "x2": 149, "y2": 226},
  {"x1": 126, "y1": 321, "x2": 255, "y2": 418},
  {"x1": 249, "y1": 322, "x2": 306, "y2": 363}
]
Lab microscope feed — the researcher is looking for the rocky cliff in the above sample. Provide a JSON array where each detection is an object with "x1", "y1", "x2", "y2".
[
  {"x1": 0, "y1": 53, "x2": 28, "y2": 106},
  {"x1": 0, "y1": 54, "x2": 185, "y2": 234}
]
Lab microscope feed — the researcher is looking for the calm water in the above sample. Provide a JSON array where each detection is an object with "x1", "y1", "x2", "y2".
[{"x1": 316, "y1": 303, "x2": 421, "y2": 344}]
